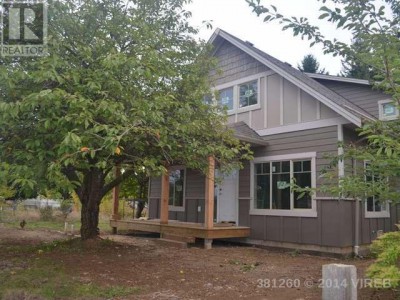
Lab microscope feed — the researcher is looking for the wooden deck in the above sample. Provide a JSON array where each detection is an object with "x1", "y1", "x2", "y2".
[{"x1": 110, "y1": 219, "x2": 250, "y2": 239}]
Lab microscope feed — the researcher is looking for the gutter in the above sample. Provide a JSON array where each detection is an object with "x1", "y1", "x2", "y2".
[{"x1": 353, "y1": 158, "x2": 360, "y2": 256}]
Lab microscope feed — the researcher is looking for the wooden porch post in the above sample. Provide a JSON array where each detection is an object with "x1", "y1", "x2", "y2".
[
  {"x1": 111, "y1": 165, "x2": 121, "y2": 234},
  {"x1": 204, "y1": 156, "x2": 215, "y2": 249},
  {"x1": 160, "y1": 168, "x2": 170, "y2": 225},
  {"x1": 204, "y1": 155, "x2": 215, "y2": 228}
]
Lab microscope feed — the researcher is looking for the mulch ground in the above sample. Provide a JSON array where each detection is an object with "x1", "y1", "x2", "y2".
[{"x1": 0, "y1": 226, "x2": 398, "y2": 299}]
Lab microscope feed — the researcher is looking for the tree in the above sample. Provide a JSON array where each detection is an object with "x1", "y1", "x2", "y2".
[
  {"x1": 297, "y1": 54, "x2": 326, "y2": 74},
  {"x1": 0, "y1": 0, "x2": 251, "y2": 239},
  {"x1": 247, "y1": 0, "x2": 400, "y2": 285},
  {"x1": 340, "y1": 39, "x2": 375, "y2": 80}
]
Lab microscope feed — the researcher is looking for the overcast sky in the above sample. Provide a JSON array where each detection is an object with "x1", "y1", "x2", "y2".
[{"x1": 185, "y1": 0, "x2": 352, "y2": 75}]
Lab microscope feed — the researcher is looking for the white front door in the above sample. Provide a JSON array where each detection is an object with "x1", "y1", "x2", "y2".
[{"x1": 216, "y1": 170, "x2": 238, "y2": 224}]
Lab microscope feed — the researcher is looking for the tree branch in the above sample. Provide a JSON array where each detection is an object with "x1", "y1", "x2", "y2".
[{"x1": 101, "y1": 168, "x2": 136, "y2": 197}]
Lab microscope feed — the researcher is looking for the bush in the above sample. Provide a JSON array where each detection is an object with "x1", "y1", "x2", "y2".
[
  {"x1": 367, "y1": 229, "x2": 400, "y2": 288},
  {"x1": 39, "y1": 206, "x2": 53, "y2": 221}
]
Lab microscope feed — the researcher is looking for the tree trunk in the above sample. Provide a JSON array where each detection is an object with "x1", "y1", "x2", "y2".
[{"x1": 78, "y1": 169, "x2": 105, "y2": 240}]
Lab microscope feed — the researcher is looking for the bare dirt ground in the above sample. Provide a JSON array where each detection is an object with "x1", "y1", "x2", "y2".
[{"x1": 0, "y1": 226, "x2": 398, "y2": 300}]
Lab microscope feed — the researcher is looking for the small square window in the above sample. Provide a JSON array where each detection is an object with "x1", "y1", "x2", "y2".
[
  {"x1": 383, "y1": 103, "x2": 396, "y2": 117},
  {"x1": 379, "y1": 100, "x2": 399, "y2": 120}
]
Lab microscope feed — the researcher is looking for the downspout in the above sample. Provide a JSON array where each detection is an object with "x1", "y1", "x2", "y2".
[{"x1": 353, "y1": 158, "x2": 360, "y2": 256}]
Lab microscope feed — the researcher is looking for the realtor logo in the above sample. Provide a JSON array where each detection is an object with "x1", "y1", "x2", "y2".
[{"x1": 1, "y1": 1, "x2": 47, "y2": 56}]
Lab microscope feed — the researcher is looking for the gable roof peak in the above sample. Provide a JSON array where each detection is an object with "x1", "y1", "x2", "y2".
[{"x1": 208, "y1": 28, "x2": 375, "y2": 126}]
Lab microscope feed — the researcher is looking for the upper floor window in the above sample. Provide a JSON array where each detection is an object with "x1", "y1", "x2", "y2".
[
  {"x1": 213, "y1": 74, "x2": 263, "y2": 114},
  {"x1": 239, "y1": 80, "x2": 258, "y2": 108},
  {"x1": 218, "y1": 87, "x2": 234, "y2": 110},
  {"x1": 169, "y1": 169, "x2": 185, "y2": 209},
  {"x1": 379, "y1": 100, "x2": 399, "y2": 121}
]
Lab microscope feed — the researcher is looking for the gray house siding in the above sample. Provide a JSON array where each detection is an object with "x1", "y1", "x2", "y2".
[
  {"x1": 210, "y1": 40, "x2": 270, "y2": 86},
  {"x1": 211, "y1": 40, "x2": 340, "y2": 132},
  {"x1": 316, "y1": 79, "x2": 389, "y2": 118}
]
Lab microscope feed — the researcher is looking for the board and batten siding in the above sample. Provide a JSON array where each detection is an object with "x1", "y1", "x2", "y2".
[
  {"x1": 237, "y1": 126, "x2": 351, "y2": 249},
  {"x1": 211, "y1": 40, "x2": 339, "y2": 132},
  {"x1": 253, "y1": 126, "x2": 338, "y2": 190}
]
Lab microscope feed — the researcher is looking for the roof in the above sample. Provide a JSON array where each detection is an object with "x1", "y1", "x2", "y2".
[
  {"x1": 228, "y1": 122, "x2": 268, "y2": 147},
  {"x1": 209, "y1": 29, "x2": 376, "y2": 126},
  {"x1": 306, "y1": 73, "x2": 371, "y2": 85}
]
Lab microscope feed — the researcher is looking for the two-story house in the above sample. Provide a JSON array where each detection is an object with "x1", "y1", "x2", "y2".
[{"x1": 114, "y1": 29, "x2": 399, "y2": 255}]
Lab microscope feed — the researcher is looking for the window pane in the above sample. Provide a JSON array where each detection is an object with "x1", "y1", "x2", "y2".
[
  {"x1": 239, "y1": 80, "x2": 258, "y2": 108},
  {"x1": 256, "y1": 174, "x2": 270, "y2": 209},
  {"x1": 303, "y1": 160, "x2": 311, "y2": 172},
  {"x1": 218, "y1": 87, "x2": 234, "y2": 110},
  {"x1": 282, "y1": 161, "x2": 290, "y2": 173},
  {"x1": 263, "y1": 162, "x2": 270, "y2": 174},
  {"x1": 293, "y1": 161, "x2": 302, "y2": 172},
  {"x1": 256, "y1": 164, "x2": 262, "y2": 175},
  {"x1": 272, "y1": 162, "x2": 280, "y2": 173},
  {"x1": 169, "y1": 169, "x2": 184, "y2": 207},
  {"x1": 383, "y1": 103, "x2": 396, "y2": 116},
  {"x1": 293, "y1": 172, "x2": 312, "y2": 209},
  {"x1": 272, "y1": 173, "x2": 290, "y2": 209},
  {"x1": 367, "y1": 197, "x2": 374, "y2": 212}
]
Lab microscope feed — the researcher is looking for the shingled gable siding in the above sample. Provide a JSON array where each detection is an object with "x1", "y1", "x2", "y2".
[
  {"x1": 210, "y1": 40, "x2": 270, "y2": 86},
  {"x1": 148, "y1": 169, "x2": 206, "y2": 223},
  {"x1": 316, "y1": 79, "x2": 389, "y2": 119}
]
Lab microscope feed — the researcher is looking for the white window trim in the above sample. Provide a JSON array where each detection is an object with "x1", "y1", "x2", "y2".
[
  {"x1": 363, "y1": 161, "x2": 390, "y2": 218},
  {"x1": 214, "y1": 72, "x2": 273, "y2": 115},
  {"x1": 378, "y1": 99, "x2": 399, "y2": 121},
  {"x1": 250, "y1": 152, "x2": 317, "y2": 218},
  {"x1": 168, "y1": 165, "x2": 186, "y2": 212}
]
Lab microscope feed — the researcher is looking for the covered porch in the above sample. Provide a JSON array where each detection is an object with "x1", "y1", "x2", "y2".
[{"x1": 109, "y1": 156, "x2": 251, "y2": 249}]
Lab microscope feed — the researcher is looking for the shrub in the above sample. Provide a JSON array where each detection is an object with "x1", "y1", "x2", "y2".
[
  {"x1": 367, "y1": 229, "x2": 400, "y2": 288},
  {"x1": 39, "y1": 206, "x2": 53, "y2": 221}
]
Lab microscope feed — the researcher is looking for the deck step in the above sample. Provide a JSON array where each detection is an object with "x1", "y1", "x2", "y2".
[{"x1": 161, "y1": 233, "x2": 196, "y2": 244}]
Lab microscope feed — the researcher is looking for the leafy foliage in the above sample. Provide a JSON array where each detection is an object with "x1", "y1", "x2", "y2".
[
  {"x1": 367, "y1": 229, "x2": 400, "y2": 287},
  {"x1": 0, "y1": 0, "x2": 251, "y2": 238}
]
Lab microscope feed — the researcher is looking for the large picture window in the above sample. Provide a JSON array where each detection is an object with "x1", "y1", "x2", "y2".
[
  {"x1": 254, "y1": 159, "x2": 313, "y2": 211},
  {"x1": 169, "y1": 169, "x2": 185, "y2": 208}
]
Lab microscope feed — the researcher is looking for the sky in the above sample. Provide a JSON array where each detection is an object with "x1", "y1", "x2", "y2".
[{"x1": 185, "y1": 0, "x2": 352, "y2": 75}]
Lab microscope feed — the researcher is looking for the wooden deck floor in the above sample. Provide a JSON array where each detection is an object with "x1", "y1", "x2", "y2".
[{"x1": 110, "y1": 219, "x2": 250, "y2": 239}]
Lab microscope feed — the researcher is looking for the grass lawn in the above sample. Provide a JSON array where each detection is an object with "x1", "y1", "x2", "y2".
[{"x1": 0, "y1": 239, "x2": 140, "y2": 300}]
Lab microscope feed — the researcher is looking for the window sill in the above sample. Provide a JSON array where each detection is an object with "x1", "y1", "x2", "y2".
[
  {"x1": 249, "y1": 209, "x2": 317, "y2": 218},
  {"x1": 227, "y1": 103, "x2": 261, "y2": 115},
  {"x1": 365, "y1": 211, "x2": 390, "y2": 218}
]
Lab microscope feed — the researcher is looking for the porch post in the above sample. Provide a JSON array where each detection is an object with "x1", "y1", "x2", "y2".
[
  {"x1": 204, "y1": 156, "x2": 215, "y2": 229},
  {"x1": 160, "y1": 168, "x2": 170, "y2": 225},
  {"x1": 111, "y1": 165, "x2": 121, "y2": 234}
]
